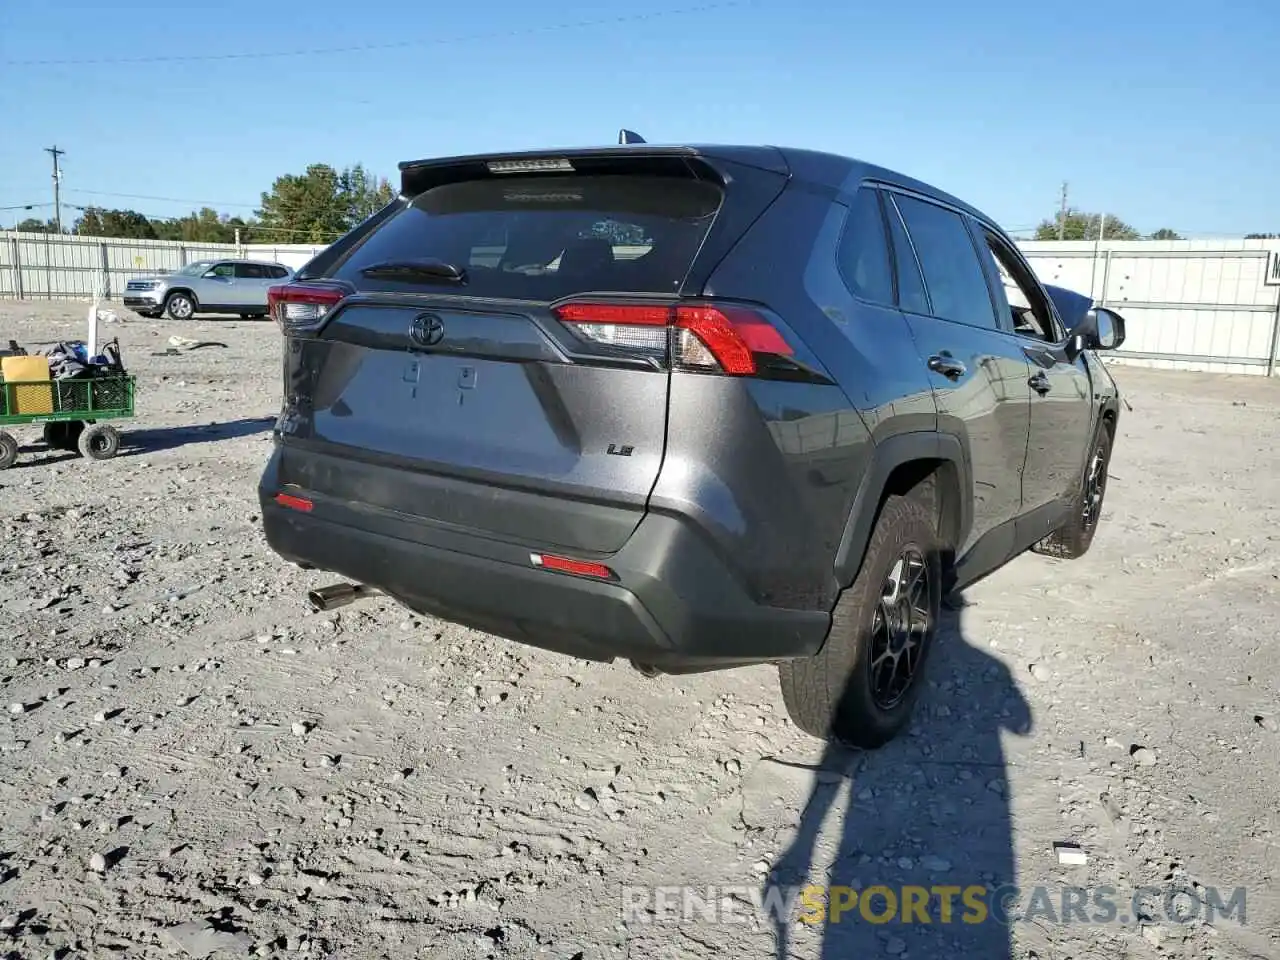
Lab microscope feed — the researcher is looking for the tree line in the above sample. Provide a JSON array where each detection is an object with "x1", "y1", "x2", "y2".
[
  {"x1": 13, "y1": 163, "x2": 395, "y2": 244},
  {"x1": 1033, "y1": 211, "x2": 1277, "y2": 241},
  {"x1": 13, "y1": 180, "x2": 1277, "y2": 244}
]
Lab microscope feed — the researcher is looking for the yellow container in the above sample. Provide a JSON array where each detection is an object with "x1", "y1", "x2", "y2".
[{"x1": 1, "y1": 355, "x2": 54, "y2": 415}]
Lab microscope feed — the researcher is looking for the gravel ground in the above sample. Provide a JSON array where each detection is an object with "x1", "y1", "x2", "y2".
[{"x1": 1, "y1": 300, "x2": 1278, "y2": 960}]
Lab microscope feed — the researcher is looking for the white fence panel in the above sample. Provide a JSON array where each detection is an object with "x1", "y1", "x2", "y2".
[{"x1": 1021, "y1": 239, "x2": 1280, "y2": 375}]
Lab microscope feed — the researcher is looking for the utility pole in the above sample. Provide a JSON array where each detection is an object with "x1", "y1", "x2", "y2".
[
  {"x1": 1058, "y1": 181, "x2": 1069, "y2": 240},
  {"x1": 45, "y1": 145, "x2": 66, "y2": 233}
]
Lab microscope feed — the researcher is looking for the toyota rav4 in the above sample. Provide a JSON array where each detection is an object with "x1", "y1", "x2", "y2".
[{"x1": 258, "y1": 142, "x2": 1125, "y2": 747}]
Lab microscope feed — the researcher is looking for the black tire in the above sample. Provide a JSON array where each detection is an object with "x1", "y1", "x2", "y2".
[
  {"x1": 778, "y1": 495, "x2": 942, "y2": 748},
  {"x1": 1031, "y1": 425, "x2": 1113, "y2": 560},
  {"x1": 165, "y1": 291, "x2": 196, "y2": 321},
  {"x1": 42, "y1": 421, "x2": 84, "y2": 451},
  {"x1": 0, "y1": 431, "x2": 17, "y2": 470},
  {"x1": 78, "y1": 423, "x2": 121, "y2": 461},
  {"x1": 43, "y1": 421, "x2": 70, "y2": 450}
]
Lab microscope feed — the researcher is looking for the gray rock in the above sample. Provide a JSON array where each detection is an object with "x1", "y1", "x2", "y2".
[
  {"x1": 921, "y1": 855, "x2": 952, "y2": 871},
  {"x1": 885, "y1": 935, "x2": 907, "y2": 955},
  {"x1": 162, "y1": 920, "x2": 253, "y2": 958},
  {"x1": 65, "y1": 657, "x2": 86, "y2": 671},
  {"x1": 8, "y1": 702, "x2": 24, "y2": 716},
  {"x1": 574, "y1": 788, "x2": 599, "y2": 811},
  {"x1": 291, "y1": 721, "x2": 309, "y2": 736},
  {"x1": 1131, "y1": 745, "x2": 1157, "y2": 766},
  {"x1": 1256, "y1": 715, "x2": 1279, "y2": 733},
  {"x1": 89, "y1": 852, "x2": 108, "y2": 873},
  {"x1": 1029, "y1": 662, "x2": 1052, "y2": 682}
]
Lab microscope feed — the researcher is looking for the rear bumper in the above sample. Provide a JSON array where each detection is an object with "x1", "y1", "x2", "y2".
[{"x1": 258, "y1": 455, "x2": 829, "y2": 669}]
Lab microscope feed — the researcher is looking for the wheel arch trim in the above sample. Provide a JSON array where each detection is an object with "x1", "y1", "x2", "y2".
[{"x1": 833, "y1": 432, "x2": 972, "y2": 589}]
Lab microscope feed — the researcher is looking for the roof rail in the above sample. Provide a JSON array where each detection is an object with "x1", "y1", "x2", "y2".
[{"x1": 618, "y1": 129, "x2": 646, "y2": 145}]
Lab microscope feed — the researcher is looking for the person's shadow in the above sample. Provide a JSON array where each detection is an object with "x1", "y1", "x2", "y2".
[{"x1": 767, "y1": 604, "x2": 1032, "y2": 959}]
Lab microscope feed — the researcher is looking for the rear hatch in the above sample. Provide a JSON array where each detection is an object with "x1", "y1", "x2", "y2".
[{"x1": 271, "y1": 149, "x2": 787, "y2": 554}]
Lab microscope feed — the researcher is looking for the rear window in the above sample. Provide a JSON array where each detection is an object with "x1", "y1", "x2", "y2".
[{"x1": 333, "y1": 175, "x2": 723, "y2": 300}]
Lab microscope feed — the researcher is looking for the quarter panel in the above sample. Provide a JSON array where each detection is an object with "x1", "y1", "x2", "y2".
[{"x1": 651, "y1": 373, "x2": 869, "y2": 611}]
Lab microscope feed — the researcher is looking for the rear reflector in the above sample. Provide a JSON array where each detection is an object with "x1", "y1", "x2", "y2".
[
  {"x1": 553, "y1": 301, "x2": 794, "y2": 376},
  {"x1": 274, "y1": 493, "x2": 313, "y2": 513},
  {"x1": 268, "y1": 282, "x2": 351, "y2": 333},
  {"x1": 530, "y1": 552, "x2": 614, "y2": 580}
]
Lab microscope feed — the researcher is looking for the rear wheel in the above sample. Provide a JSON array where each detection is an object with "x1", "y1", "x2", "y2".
[
  {"x1": 778, "y1": 495, "x2": 941, "y2": 748},
  {"x1": 1031, "y1": 425, "x2": 1113, "y2": 560},
  {"x1": 0, "y1": 431, "x2": 17, "y2": 470},
  {"x1": 78, "y1": 423, "x2": 121, "y2": 461}
]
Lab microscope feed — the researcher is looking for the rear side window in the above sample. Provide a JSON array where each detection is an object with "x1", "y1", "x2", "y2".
[
  {"x1": 891, "y1": 194, "x2": 998, "y2": 330},
  {"x1": 836, "y1": 188, "x2": 894, "y2": 305},
  {"x1": 333, "y1": 175, "x2": 723, "y2": 300},
  {"x1": 270, "y1": 266, "x2": 290, "y2": 278},
  {"x1": 235, "y1": 263, "x2": 267, "y2": 279},
  {"x1": 883, "y1": 194, "x2": 930, "y2": 315}
]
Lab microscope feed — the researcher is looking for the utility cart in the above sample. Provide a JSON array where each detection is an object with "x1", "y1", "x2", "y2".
[{"x1": 0, "y1": 341, "x2": 135, "y2": 469}]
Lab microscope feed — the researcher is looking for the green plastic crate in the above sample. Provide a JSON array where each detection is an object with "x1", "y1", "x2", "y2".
[{"x1": 0, "y1": 375, "x2": 135, "y2": 425}]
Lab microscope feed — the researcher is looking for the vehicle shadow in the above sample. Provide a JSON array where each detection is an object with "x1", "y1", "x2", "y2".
[
  {"x1": 119, "y1": 416, "x2": 276, "y2": 456},
  {"x1": 8, "y1": 417, "x2": 275, "y2": 467},
  {"x1": 767, "y1": 605, "x2": 1031, "y2": 959}
]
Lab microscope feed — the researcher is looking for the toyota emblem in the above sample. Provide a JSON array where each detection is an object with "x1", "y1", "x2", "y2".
[{"x1": 410, "y1": 313, "x2": 445, "y2": 348}]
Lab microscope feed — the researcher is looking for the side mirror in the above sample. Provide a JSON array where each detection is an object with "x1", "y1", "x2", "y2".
[
  {"x1": 1091, "y1": 307, "x2": 1126, "y2": 350},
  {"x1": 1067, "y1": 307, "x2": 1126, "y2": 360}
]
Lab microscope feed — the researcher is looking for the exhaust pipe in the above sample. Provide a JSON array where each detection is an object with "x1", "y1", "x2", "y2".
[{"x1": 307, "y1": 582, "x2": 381, "y2": 612}]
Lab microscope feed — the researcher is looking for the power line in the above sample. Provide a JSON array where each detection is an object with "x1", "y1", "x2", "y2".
[
  {"x1": 65, "y1": 188, "x2": 259, "y2": 209},
  {"x1": 4, "y1": 1, "x2": 748, "y2": 67}
]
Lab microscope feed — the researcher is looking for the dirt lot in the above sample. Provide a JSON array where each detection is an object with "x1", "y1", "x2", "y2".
[{"x1": 1, "y1": 300, "x2": 1278, "y2": 960}]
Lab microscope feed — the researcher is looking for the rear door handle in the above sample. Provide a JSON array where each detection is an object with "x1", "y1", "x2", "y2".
[
  {"x1": 927, "y1": 355, "x2": 967, "y2": 380},
  {"x1": 1028, "y1": 372, "x2": 1052, "y2": 395}
]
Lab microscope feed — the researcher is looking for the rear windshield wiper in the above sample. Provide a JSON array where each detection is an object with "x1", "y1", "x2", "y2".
[{"x1": 359, "y1": 259, "x2": 467, "y2": 284}]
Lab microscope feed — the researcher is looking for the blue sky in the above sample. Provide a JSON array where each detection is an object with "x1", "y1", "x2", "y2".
[{"x1": 1, "y1": 0, "x2": 1276, "y2": 237}]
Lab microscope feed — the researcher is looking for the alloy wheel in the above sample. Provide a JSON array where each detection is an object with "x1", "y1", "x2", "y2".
[
  {"x1": 867, "y1": 547, "x2": 933, "y2": 710},
  {"x1": 1081, "y1": 446, "x2": 1108, "y2": 530}
]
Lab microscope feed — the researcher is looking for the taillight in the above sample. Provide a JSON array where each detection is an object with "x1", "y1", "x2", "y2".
[
  {"x1": 268, "y1": 282, "x2": 352, "y2": 334},
  {"x1": 553, "y1": 301, "x2": 793, "y2": 376}
]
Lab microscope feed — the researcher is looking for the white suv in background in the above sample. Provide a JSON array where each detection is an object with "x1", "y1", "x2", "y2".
[{"x1": 123, "y1": 259, "x2": 294, "y2": 320}]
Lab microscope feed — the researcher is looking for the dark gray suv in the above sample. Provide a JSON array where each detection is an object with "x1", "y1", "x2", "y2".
[{"x1": 258, "y1": 143, "x2": 1124, "y2": 747}]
